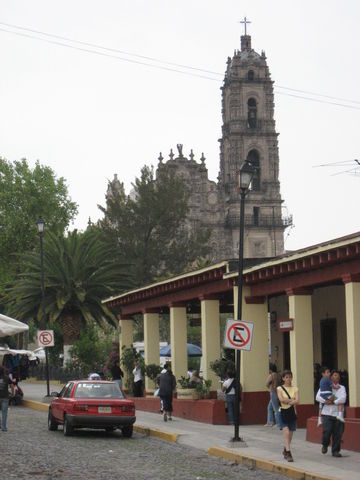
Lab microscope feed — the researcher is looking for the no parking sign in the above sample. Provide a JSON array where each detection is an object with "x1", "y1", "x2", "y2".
[
  {"x1": 37, "y1": 330, "x2": 54, "y2": 347},
  {"x1": 223, "y1": 319, "x2": 254, "y2": 351}
]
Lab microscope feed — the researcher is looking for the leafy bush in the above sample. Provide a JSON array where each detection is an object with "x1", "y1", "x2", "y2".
[
  {"x1": 210, "y1": 358, "x2": 235, "y2": 380},
  {"x1": 145, "y1": 363, "x2": 162, "y2": 382}
]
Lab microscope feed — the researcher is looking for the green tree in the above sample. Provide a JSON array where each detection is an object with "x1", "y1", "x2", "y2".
[
  {"x1": 98, "y1": 165, "x2": 211, "y2": 286},
  {"x1": 0, "y1": 157, "x2": 77, "y2": 296},
  {"x1": 5, "y1": 229, "x2": 133, "y2": 361},
  {"x1": 70, "y1": 323, "x2": 113, "y2": 374}
]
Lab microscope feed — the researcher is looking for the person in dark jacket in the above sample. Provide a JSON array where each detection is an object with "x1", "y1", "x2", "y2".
[
  {"x1": 0, "y1": 366, "x2": 10, "y2": 431},
  {"x1": 158, "y1": 363, "x2": 176, "y2": 422},
  {"x1": 110, "y1": 360, "x2": 124, "y2": 389}
]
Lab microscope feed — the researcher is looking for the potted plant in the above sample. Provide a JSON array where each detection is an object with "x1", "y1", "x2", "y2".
[
  {"x1": 144, "y1": 363, "x2": 162, "y2": 393},
  {"x1": 177, "y1": 376, "x2": 201, "y2": 400},
  {"x1": 195, "y1": 379, "x2": 212, "y2": 399}
]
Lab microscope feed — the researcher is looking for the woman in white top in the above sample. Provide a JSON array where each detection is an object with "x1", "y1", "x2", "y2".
[
  {"x1": 132, "y1": 360, "x2": 143, "y2": 397},
  {"x1": 221, "y1": 370, "x2": 236, "y2": 425}
]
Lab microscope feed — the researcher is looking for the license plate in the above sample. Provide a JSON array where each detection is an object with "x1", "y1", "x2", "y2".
[{"x1": 98, "y1": 406, "x2": 111, "y2": 413}]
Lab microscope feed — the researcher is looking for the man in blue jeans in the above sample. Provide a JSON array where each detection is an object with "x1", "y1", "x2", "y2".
[
  {"x1": 0, "y1": 366, "x2": 10, "y2": 431},
  {"x1": 316, "y1": 370, "x2": 346, "y2": 457}
]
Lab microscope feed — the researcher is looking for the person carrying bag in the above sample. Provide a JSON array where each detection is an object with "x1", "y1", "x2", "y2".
[{"x1": 277, "y1": 370, "x2": 299, "y2": 463}]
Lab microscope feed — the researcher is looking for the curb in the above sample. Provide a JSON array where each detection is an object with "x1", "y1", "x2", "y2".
[
  {"x1": 208, "y1": 447, "x2": 337, "y2": 480},
  {"x1": 134, "y1": 424, "x2": 178, "y2": 443},
  {"x1": 22, "y1": 399, "x2": 49, "y2": 412}
]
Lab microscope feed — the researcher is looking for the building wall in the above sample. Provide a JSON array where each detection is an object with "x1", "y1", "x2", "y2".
[{"x1": 312, "y1": 286, "x2": 347, "y2": 370}]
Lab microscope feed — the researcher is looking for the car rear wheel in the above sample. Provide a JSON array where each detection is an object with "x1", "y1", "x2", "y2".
[
  {"x1": 121, "y1": 425, "x2": 133, "y2": 438},
  {"x1": 63, "y1": 415, "x2": 73, "y2": 436},
  {"x1": 48, "y1": 410, "x2": 58, "y2": 431}
]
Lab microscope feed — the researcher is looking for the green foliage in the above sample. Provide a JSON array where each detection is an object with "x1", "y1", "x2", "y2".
[
  {"x1": 4, "y1": 228, "x2": 134, "y2": 343},
  {"x1": 195, "y1": 379, "x2": 212, "y2": 398},
  {"x1": 210, "y1": 358, "x2": 236, "y2": 380},
  {"x1": 120, "y1": 346, "x2": 145, "y2": 392},
  {"x1": 69, "y1": 323, "x2": 108, "y2": 373},
  {"x1": 177, "y1": 375, "x2": 193, "y2": 388},
  {"x1": 98, "y1": 165, "x2": 211, "y2": 286},
  {"x1": 144, "y1": 363, "x2": 162, "y2": 382},
  {"x1": 0, "y1": 157, "x2": 77, "y2": 297}
]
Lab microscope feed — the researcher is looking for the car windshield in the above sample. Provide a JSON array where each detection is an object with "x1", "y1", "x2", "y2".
[{"x1": 74, "y1": 382, "x2": 125, "y2": 399}]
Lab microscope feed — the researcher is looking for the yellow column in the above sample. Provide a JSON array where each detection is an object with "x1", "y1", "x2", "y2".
[
  {"x1": 119, "y1": 316, "x2": 133, "y2": 388},
  {"x1": 143, "y1": 311, "x2": 160, "y2": 392},
  {"x1": 169, "y1": 304, "x2": 187, "y2": 382},
  {"x1": 233, "y1": 286, "x2": 268, "y2": 391},
  {"x1": 287, "y1": 289, "x2": 314, "y2": 404},
  {"x1": 200, "y1": 297, "x2": 221, "y2": 387},
  {"x1": 240, "y1": 287, "x2": 268, "y2": 392},
  {"x1": 344, "y1": 279, "x2": 360, "y2": 407}
]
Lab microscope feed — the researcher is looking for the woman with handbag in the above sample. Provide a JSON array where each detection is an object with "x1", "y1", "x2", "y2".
[{"x1": 277, "y1": 370, "x2": 299, "y2": 462}]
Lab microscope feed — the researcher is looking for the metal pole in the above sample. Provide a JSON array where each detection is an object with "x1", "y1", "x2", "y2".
[
  {"x1": 39, "y1": 233, "x2": 50, "y2": 397},
  {"x1": 234, "y1": 191, "x2": 246, "y2": 441}
]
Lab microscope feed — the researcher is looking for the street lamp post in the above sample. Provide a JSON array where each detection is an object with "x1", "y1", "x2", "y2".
[
  {"x1": 37, "y1": 218, "x2": 50, "y2": 397},
  {"x1": 233, "y1": 161, "x2": 255, "y2": 442}
]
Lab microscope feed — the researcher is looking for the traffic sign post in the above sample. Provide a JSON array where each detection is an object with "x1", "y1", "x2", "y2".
[
  {"x1": 224, "y1": 319, "x2": 254, "y2": 351},
  {"x1": 37, "y1": 330, "x2": 55, "y2": 347}
]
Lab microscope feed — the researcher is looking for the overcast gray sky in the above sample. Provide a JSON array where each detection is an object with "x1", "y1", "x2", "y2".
[{"x1": 1, "y1": 0, "x2": 359, "y2": 251}]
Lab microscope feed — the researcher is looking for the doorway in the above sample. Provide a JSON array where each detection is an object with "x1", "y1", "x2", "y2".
[
  {"x1": 320, "y1": 318, "x2": 337, "y2": 369},
  {"x1": 283, "y1": 332, "x2": 290, "y2": 370}
]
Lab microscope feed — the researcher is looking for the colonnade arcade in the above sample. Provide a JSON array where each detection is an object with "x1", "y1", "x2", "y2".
[{"x1": 104, "y1": 232, "x2": 360, "y2": 420}]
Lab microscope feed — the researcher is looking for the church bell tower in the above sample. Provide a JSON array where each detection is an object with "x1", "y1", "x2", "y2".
[{"x1": 218, "y1": 24, "x2": 291, "y2": 260}]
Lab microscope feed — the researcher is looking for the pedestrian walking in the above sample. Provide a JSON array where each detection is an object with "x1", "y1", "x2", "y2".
[
  {"x1": 277, "y1": 370, "x2": 299, "y2": 462},
  {"x1": 316, "y1": 370, "x2": 346, "y2": 458},
  {"x1": 158, "y1": 363, "x2": 176, "y2": 421},
  {"x1": 264, "y1": 363, "x2": 281, "y2": 426},
  {"x1": 0, "y1": 366, "x2": 10, "y2": 432}
]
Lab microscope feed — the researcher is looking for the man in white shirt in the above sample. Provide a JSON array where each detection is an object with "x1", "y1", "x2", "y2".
[{"x1": 316, "y1": 370, "x2": 346, "y2": 458}]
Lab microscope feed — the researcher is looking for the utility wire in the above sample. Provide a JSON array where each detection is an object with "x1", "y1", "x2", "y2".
[
  {"x1": 0, "y1": 21, "x2": 223, "y2": 77},
  {"x1": 1, "y1": 21, "x2": 360, "y2": 110},
  {"x1": 0, "y1": 27, "x2": 219, "y2": 82}
]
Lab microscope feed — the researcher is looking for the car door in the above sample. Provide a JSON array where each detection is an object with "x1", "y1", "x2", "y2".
[{"x1": 52, "y1": 383, "x2": 73, "y2": 422}]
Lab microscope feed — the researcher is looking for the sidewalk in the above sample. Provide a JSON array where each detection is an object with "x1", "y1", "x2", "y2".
[{"x1": 21, "y1": 382, "x2": 360, "y2": 480}]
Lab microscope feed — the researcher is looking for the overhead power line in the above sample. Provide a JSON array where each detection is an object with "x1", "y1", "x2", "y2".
[{"x1": 1, "y1": 21, "x2": 360, "y2": 110}]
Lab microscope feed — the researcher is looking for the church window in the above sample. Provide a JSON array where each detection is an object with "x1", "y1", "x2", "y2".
[
  {"x1": 247, "y1": 149, "x2": 260, "y2": 191},
  {"x1": 248, "y1": 70, "x2": 254, "y2": 81},
  {"x1": 247, "y1": 98, "x2": 257, "y2": 128}
]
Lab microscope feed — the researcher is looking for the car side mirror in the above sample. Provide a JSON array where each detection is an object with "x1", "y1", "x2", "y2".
[{"x1": 50, "y1": 391, "x2": 60, "y2": 397}]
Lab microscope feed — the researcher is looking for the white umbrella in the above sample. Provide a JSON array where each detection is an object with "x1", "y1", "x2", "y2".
[{"x1": 0, "y1": 314, "x2": 29, "y2": 337}]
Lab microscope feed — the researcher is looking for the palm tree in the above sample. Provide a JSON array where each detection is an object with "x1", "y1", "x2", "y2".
[{"x1": 5, "y1": 229, "x2": 133, "y2": 362}]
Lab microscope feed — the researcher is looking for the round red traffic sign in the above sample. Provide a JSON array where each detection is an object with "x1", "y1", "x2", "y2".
[
  {"x1": 39, "y1": 330, "x2": 53, "y2": 346},
  {"x1": 227, "y1": 322, "x2": 251, "y2": 348}
]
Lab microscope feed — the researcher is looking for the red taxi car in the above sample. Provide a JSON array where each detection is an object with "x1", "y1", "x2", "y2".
[{"x1": 48, "y1": 380, "x2": 136, "y2": 437}]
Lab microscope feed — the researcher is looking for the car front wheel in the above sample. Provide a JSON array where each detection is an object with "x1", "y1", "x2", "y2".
[
  {"x1": 121, "y1": 425, "x2": 133, "y2": 438},
  {"x1": 48, "y1": 410, "x2": 58, "y2": 431},
  {"x1": 63, "y1": 415, "x2": 73, "y2": 436}
]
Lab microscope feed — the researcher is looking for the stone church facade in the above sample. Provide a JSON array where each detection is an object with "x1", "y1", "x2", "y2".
[{"x1": 108, "y1": 33, "x2": 292, "y2": 263}]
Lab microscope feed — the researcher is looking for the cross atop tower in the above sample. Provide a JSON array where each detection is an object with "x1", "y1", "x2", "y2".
[{"x1": 239, "y1": 16, "x2": 251, "y2": 36}]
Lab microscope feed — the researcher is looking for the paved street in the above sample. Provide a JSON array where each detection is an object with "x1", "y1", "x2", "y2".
[{"x1": 2, "y1": 406, "x2": 287, "y2": 480}]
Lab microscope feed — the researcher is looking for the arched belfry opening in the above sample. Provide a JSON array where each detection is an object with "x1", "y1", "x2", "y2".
[
  {"x1": 247, "y1": 98, "x2": 257, "y2": 128},
  {"x1": 247, "y1": 149, "x2": 260, "y2": 191},
  {"x1": 248, "y1": 70, "x2": 254, "y2": 81}
]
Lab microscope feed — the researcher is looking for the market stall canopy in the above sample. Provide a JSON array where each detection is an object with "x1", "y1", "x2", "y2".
[
  {"x1": 0, "y1": 314, "x2": 29, "y2": 337},
  {"x1": 159, "y1": 343, "x2": 202, "y2": 357}
]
